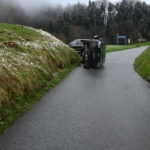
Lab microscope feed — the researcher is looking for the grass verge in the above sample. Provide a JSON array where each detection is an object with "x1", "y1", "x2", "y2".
[
  {"x1": 106, "y1": 42, "x2": 150, "y2": 53},
  {"x1": 134, "y1": 47, "x2": 150, "y2": 82},
  {"x1": 0, "y1": 64, "x2": 79, "y2": 133},
  {"x1": 0, "y1": 23, "x2": 81, "y2": 133}
]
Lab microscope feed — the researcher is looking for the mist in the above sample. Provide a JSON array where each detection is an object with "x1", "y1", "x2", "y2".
[
  {"x1": 0, "y1": 0, "x2": 150, "y2": 43},
  {"x1": 0, "y1": 0, "x2": 90, "y2": 15},
  {"x1": 0, "y1": 0, "x2": 54, "y2": 16},
  {"x1": 1, "y1": 0, "x2": 149, "y2": 16}
]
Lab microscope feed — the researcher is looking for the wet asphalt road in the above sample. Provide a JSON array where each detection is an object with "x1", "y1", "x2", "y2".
[{"x1": 0, "y1": 46, "x2": 150, "y2": 150}]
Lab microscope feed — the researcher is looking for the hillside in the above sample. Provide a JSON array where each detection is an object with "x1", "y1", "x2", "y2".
[
  {"x1": 0, "y1": 23, "x2": 80, "y2": 132},
  {"x1": 134, "y1": 47, "x2": 150, "y2": 82}
]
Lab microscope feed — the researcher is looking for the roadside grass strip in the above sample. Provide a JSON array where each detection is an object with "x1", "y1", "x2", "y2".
[
  {"x1": 0, "y1": 23, "x2": 80, "y2": 133},
  {"x1": 107, "y1": 43, "x2": 150, "y2": 53},
  {"x1": 134, "y1": 47, "x2": 150, "y2": 82}
]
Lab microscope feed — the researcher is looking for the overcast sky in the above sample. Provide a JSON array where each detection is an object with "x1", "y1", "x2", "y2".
[
  {"x1": 2, "y1": 0, "x2": 150, "y2": 13},
  {"x1": 18, "y1": 0, "x2": 150, "y2": 6}
]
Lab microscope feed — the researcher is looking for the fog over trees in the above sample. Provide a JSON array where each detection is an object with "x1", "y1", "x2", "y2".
[{"x1": 0, "y1": 0, "x2": 150, "y2": 43}]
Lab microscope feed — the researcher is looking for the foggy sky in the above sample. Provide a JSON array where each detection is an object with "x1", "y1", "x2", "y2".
[
  {"x1": 12, "y1": 0, "x2": 150, "y2": 8},
  {"x1": 1, "y1": 0, "x2": 150, "y2": 14}
]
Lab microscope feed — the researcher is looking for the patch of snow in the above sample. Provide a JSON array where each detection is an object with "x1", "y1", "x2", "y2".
[
  {"x1": 22, "y1": 41, "x2": 42, "y2": 49},
  {"x1": 26, "y1": 26, "x2": 65, "y2": 48},
  {"x1": 19, "y1": 53, "x2": 27, "y2": 56}
]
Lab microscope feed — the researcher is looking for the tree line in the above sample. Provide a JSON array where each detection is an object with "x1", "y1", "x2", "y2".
[{"x1": 0, "y1": 0, "x2": 150, "y2": 44}]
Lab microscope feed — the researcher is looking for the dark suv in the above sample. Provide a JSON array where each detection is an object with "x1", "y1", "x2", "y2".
[{"x1": 69, "y1": 39, "x2": 86, "y2": 56}]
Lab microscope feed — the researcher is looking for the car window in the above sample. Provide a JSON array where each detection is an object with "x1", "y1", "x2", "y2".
[
  {"x1": 70, "y1": 40, "x2": 77, "y2": 46},
  {"x1": 76, "y1": 40, "x2": 83, "y2": 46}
]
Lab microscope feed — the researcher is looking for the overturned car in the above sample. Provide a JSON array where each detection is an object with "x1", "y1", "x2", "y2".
[
  {"x1": 69, "y1": 36, "x2": 106, "y2": 69},
  {"x1": 82, "y1": 36, "x2": 106, "y2": 69}
]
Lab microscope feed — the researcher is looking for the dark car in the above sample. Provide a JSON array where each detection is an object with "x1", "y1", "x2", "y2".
[{"x1": 69, "y1": 39, "x2": 86, "y2": 56}]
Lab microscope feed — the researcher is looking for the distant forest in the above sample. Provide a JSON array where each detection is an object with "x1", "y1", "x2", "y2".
[{"x1": 0, "y1": 0, "x2": 150, "y2": 44}]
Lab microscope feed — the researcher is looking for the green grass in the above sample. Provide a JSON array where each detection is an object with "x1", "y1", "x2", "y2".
[
  {"x1": 0, "y1": 64, "x2": 78, "y2": 133},
  {"x1": 0, "y1": 23, "x2": 44, "y2": 41},
  {"x1": 0, "y1": 23, "x2": 81, "y2": 133},
  {"x1": 134, "y1": 47, "x2": 150, "y2": 82},
  {"x1": 106, "y1": 43, "x2": 150, "y2": 53}
]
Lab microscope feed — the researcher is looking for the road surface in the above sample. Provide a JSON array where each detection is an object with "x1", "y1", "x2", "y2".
[{"x1": 0, "y1": 46, "x2": 150, "y2": 150}]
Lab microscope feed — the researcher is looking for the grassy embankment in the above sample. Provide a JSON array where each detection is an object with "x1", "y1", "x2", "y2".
[
  {"x1": 106, "y1": 43, "x2": 150, "y2": 52},
  {"x1": 0, "y1": 23, "x2": 80, "y2": 133},
  {"x1": 134, "y1": 47, "x2": 150, "y2": 82}
]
